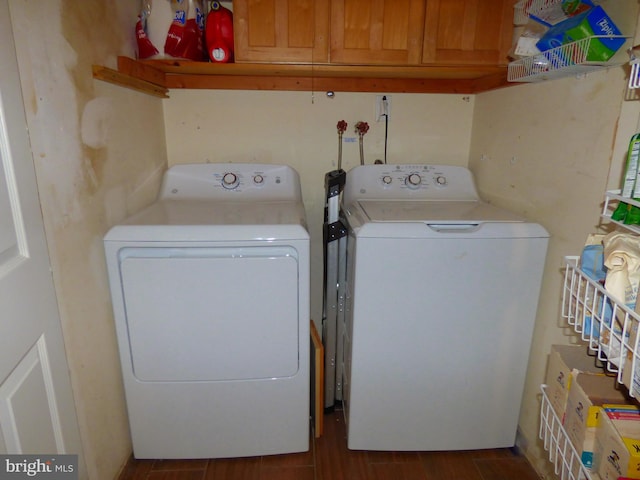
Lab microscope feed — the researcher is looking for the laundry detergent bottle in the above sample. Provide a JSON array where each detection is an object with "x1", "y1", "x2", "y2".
[
  {"x1": 205, "y1": 1, "x2": 234, "y2": 62},
  {"x1": 165, "y1": 0, "x2": 206, "y2": 60}
]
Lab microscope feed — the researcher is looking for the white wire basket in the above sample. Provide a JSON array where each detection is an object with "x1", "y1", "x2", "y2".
[
  {"x1": 540, "y1": 384, "x2": 592, "y2": 480},
  {"x1": 630, "y1": 59, "x2": 640, "y2": 89},
  {"x1": 508, "y1": 36, "x2": 630, "y2": 82},
  {"x1": 514, "y1": 0, "x2": 563, "y2": 25},
  {"x1": 514, "y1": 0, "x2": 611, "y2": 26},
  {"x1": 562, "y1": 256, "x2": 640, "y2": 397},
  {"x1": 629, "y1": 47, "x2": 640, "y2": 89},
  {"x1": 602, "y1": 190, "x2": 640, "y2": 235}
]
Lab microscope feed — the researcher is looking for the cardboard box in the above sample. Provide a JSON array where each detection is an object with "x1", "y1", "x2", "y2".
[
  {"x1": 536, "y1": 5, "x2": 624, "y2": 62},
  {"x1": 545, "y1": 345, "x2": 603, "y2": 421},
  {"x1": 564, "y1": 372, "x2": 632, "y2": 469},
  {"x1": 594, "y1": 407, "x2": 640, "y2": 479}
]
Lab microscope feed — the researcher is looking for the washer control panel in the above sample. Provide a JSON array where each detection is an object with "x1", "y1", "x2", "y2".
[
  {"x1": 374, "y1": 166, "x2": 452, "y2": 190},
  {"x1": 159, "y1": 163, "x2": 302, "y2": 201},
  {"x1": 343, "y1": 164, "x2": 480, "y2": 204}
]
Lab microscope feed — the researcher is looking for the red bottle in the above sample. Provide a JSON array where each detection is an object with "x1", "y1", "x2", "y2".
[{"x1": 205, "y1": 1, "x2": 234, "y2": 63}]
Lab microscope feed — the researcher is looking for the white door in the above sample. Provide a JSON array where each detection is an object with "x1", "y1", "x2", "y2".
[{"x1": 0, "y1": 0, "x2": 84, "y2": 468}]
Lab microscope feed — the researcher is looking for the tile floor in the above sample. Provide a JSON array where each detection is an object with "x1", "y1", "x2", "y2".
[{"x1": 118, "y1": 410, "x2": 541, "y2": 480}]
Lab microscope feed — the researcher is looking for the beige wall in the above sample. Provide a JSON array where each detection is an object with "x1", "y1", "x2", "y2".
[
  {"x1": 8, "y1": 1, "x2": 167, "y2": 478},
  {"x1": 470, "y1": 67, "x2": 630, "y2": 476},
  {"x1": 164, "y1": 90, "x2": 475, "y2": 325}
]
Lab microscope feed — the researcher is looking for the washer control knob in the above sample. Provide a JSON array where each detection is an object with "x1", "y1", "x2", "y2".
[
  {"x1": 222, "y1": 172, "x2": 238, "y2": 188},
  {"x1": 435, "y1": 175, "x2": 447, "y2": 186},
  {"x1": 407, "y1": 173, "x2": 422, "y2": 187},
  {"x1": 253, "y1": 174, "x2": 264, "y2": 185},
  {"x1": 382, "y1": 175, "x2": 392, "y2": 185}
]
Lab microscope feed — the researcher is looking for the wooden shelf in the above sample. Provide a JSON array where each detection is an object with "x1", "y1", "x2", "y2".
[
  {"x1": 92, "y1": 56, "x2": 513, "y2": 97},
  {"x1": 92, "y1": 65, "x2": 169, "y2": 98}
]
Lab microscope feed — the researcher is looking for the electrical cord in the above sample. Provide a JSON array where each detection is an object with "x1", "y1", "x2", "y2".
[{"x1": 382, "y1": 96, "x2": 389, "y2": 164}]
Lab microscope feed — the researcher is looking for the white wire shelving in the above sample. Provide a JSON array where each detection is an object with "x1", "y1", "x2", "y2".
[
  {"x1": 509, "y1": 0, "x2": 632, "y2": 83},
  {"x1": 554, "y1": 254, "x2": 640, "y2": 480},
  {"x1": 545, "y1": 189, "x2": 640, "y2": 479},
  {"x1": 562, "y1": 256, "x2": 640, "y2": 397},
  {"x1": 602, "y1": 190, "x2": 640, "y2": 234},
  {"x1": 539, "y1": 385, "x2": 592, "y2": 480},
  {"x1": 508, "y1": 36, "x2": 631, "y2": 83}
]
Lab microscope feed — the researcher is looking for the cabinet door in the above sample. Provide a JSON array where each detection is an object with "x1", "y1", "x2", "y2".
[
  {"x1": 422, "y1": 0, "x2": 514, "y2": 66},
  {"x1": 330, "y1": 0, "x2": 426, "y2": 65},
  {"x1": 234, "y1": 0, "x2": 330, "y2": 63}
]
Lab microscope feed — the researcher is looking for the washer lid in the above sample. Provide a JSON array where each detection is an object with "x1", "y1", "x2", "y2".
[{"x1": 356, "y1": 200, "x2": 525, "y2": 223}]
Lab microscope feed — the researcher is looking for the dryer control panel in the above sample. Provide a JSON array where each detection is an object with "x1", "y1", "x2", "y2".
[
  {"x1": 158, "y1": 163, "x2": 303, "y2": 201},
  {"x1": 343, "y1": 164, "x2": 480, "y2": 205}
]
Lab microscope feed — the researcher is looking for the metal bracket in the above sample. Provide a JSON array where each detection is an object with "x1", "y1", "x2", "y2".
[
  {"x1": 325, "y1": 169, "x2": 346, "y2": 199},
  {"x1": 325, "y1": 219, "x2": 348, "y2": 243}
]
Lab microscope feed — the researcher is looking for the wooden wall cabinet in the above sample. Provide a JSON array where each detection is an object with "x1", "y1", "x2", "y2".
[
  {"x1": 422, "y1": 0, "x2": 514, "y2": 66},
  {"x1": 330, "y1": 0, "x2": 426, "y2": 65},
  {"x1": 234, "y1": 0, "x2": 515, "y2": 67},
  {"x1": 234, "y1": 0, "x2": 330, "y2": 63}
]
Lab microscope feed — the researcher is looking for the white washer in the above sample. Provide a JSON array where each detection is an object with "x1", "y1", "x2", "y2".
[
  {"x1": 104, "y1": 163, "x2": 310, "y2": 459},
  {"x1": 341, "y1": 164, "x2": 549, "y2": 451}
]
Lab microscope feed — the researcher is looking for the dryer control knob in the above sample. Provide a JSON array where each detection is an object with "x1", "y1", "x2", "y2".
[
  {"x1": 222, "y1": 172, "x2": 238, "y2": 188},
  {"x1": 407, "y1": 173, "x2": 422, "y2": 187},
  {"x1": 253, "y1": 174, "x2": 264, "y2": 185},
  {"x1": 382, "y1": 175, "x2": 392, "y2": 185},
  {"x1": 435, "y1": 175, "x2": 447, "y2": 186}
]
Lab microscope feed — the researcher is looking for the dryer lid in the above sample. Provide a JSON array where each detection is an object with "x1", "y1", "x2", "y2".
[
  {"x1": 104, "y1": 199, "x2": 309, "y2": 242},
  {"x1": 356, "y1": 200, "x2": 525, "y2": 224},
  {"x1": 123, "y1": 199, "x2": 307, "y2": 226}
]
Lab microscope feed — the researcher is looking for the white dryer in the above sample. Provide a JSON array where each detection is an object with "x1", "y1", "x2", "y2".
[
  {"x1": 341, "y1": 164, "x2": 549, "y2": 451},
  {"x1": 104, "y1": 163, "x2": 310, "y2": 459}
]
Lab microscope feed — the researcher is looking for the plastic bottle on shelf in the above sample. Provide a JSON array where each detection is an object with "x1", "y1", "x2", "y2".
[
  {"x1": 165, "y1": 0, "x2": 206, "y2": 61},
  {"x1": 205, "y1": 1, "x2": 234, "y2": 63},
  {"x1": 612, "y1": 133, "x2": 640, "y2": 222}
]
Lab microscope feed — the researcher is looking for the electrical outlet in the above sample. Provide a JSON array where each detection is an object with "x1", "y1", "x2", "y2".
[{"x1": 375, "y1": 95, "x2": 391, "y2": 122}]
